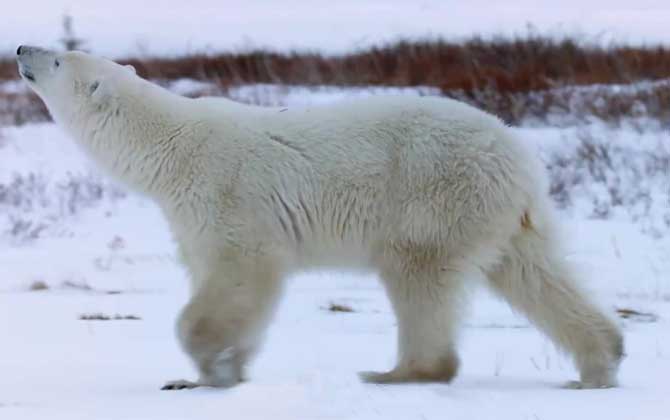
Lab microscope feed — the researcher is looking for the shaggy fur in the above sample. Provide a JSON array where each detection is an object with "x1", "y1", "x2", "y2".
[{"x1": 17, "y1": 46, "x2": 624, "y2": 390}]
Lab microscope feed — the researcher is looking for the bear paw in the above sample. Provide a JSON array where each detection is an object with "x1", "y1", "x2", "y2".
[
  {"x1": 562, "y1": 379, "x2": 617, "y2": 390},
  {"x1": 359, "y1": 366, "x2": 458, "y2": 384},
  {"x1": 360, "y1": 355, "x2": 460, "y2": 384}
]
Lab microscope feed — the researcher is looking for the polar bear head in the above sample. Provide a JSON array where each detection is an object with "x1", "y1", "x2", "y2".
[
  {"x1": 16, "y1": 45, "x2": 137, "y2": 127},
  {"x1": 15, "y1": 46, "x2": 177, "y2": 194}
]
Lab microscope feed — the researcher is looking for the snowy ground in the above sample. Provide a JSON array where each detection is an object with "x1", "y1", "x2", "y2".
[
  {"x1": 1, "y1": 86, "x2": 669, "y2": 419},
  {"x1": 3, "y1": 0, "x2": 670, "y2": 57},
  {"x1": 0, "y1": 215, "x2": 668, "y2": 420}
]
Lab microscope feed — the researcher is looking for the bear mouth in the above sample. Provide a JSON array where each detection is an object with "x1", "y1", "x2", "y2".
[{"x1": 20, "y1": 69, "x2": 35, "y2": 82}]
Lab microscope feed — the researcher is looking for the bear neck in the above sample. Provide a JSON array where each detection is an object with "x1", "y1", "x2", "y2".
[{"x1": 76, "y1": 81, "x2": 199, "y2": 203}]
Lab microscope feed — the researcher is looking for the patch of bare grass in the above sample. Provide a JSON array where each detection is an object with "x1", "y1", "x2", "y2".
[
  {"x1": 616, "y1": 308, "x2": 659, "y2": 323},
  {"x1": 324, "y1": 302, "x2": 355, "y2": 313},
  {"x1": 61, "y1": 280, "x2": 93, "y2": 292},
  {"x1": 78, "y1": 313, "x2": 141, "y2": 321},
  {"x1": 28, "y1": 280, "x2": 49, "y2": 291}
]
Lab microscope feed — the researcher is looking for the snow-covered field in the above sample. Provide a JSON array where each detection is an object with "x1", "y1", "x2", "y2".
[{"x1": 1, "y1": 83, "x2": 669, "y2": 419}]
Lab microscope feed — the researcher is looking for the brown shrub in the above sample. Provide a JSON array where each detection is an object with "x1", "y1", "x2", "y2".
[
  {"x1": 116, "y1": 37, "x2": 670, "y2": 91},
  {"x1": 1, "y1": 36, "x2": 669, "y2": 125},
  {"x1": 3, "y1": 36, "x2": 670, "y2": 90},
  {"x1": 0, "y1": 91, "x2": 49, "y2": 126}
]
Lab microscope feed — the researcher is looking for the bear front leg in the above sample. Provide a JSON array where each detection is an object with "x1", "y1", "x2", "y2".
[{"x1": 162, "y1": 256, "x2": 284, "y2": 390}]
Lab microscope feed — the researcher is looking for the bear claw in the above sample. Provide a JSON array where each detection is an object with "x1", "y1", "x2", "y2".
[{"x1": 161, "y1": 379, "x2": 202, "y2": 390}]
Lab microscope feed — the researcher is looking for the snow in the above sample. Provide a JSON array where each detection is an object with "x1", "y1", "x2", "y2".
[
  {"x1": 228, "y1": 84, "x2": 441, "y2": 107},
  {"x1": 1, "y1": 85, "x2": 670, "y2": 419},
  {"x1": 0, "y1": 226, "x2": 669, "y2": 419},
  {"x1": 2, "y1": 0, "x2": 670, "y2": 57}
]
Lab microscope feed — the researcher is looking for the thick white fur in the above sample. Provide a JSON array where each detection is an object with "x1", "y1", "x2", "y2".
[{"x1": 18, "y1": 48, "x2": 623, "y2": 389}]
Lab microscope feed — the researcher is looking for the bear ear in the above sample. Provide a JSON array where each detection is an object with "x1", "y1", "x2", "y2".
[
  {"x1": 125, "y1": 64, "x2": 136, "y2": 74},
  {"x1": 89, "y1": 80, "x2": 101, "y2": 95}
]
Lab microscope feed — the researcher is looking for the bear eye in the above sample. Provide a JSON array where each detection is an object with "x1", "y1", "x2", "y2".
[{"x1": 55, "y1": 59, "x2": 60, "y2": 68}]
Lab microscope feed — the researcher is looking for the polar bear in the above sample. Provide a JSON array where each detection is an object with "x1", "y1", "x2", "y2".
[{"x1": 17, "y1": 45, "x2": 623, "y2": 390}]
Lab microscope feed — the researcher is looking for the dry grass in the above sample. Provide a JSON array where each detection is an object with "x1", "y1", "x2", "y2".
[
  {"x1": 93, "y1": 37, "x2": 670, "y2": 90},
  {"x1": 545, "y1": 125, "x2": 670, "y2": 237},
  {"x1": 615, "y1": 308, "x2": 658, "y2": 323},
  {"x1": 62, "y1": 280, "x2": 93, "y2": 292},
  {"x1": 28, "y1": 280, "x2": 49, "y2": 291},
  {"x1": 324, "y1": 302, "x2": 355, "y2": 313},
  {"x1": 1, "y1": 36, "x2": 669, "y2": 125},
  {"x1": 446, "y1": 81, "x2": 670, "y2": 125},
  {"x1": 78, "y1": 313, "x2": 141, "y2": 321},
  {"x1": 0, "y1": 171, "x2": 126, "y2": 244},
  {"x1": 0, "y1": 91, "x2": 49, "y2": 126}
]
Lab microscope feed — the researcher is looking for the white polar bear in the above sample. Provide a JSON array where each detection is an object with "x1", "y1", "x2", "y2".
[{"x1": 17, "y1": 46, "x2": 623, "y2": 390}]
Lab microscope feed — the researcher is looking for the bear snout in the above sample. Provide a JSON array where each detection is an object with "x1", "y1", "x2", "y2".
[
  {"x1": 16, "y1": 46, "x2": 57, "y2": 83},
  {"x1": 16, "y1": 45, "x2": 50, "y2": 56}
]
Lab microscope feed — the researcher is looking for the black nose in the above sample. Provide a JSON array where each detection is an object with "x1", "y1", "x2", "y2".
[{"x1": 16, "y1": 45, "x2": 23, "y2": 55}]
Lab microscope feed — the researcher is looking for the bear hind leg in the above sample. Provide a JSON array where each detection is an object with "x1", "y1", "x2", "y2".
[{"x1": 485, "y1": 226, "x2": 624, "y2": 388}]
